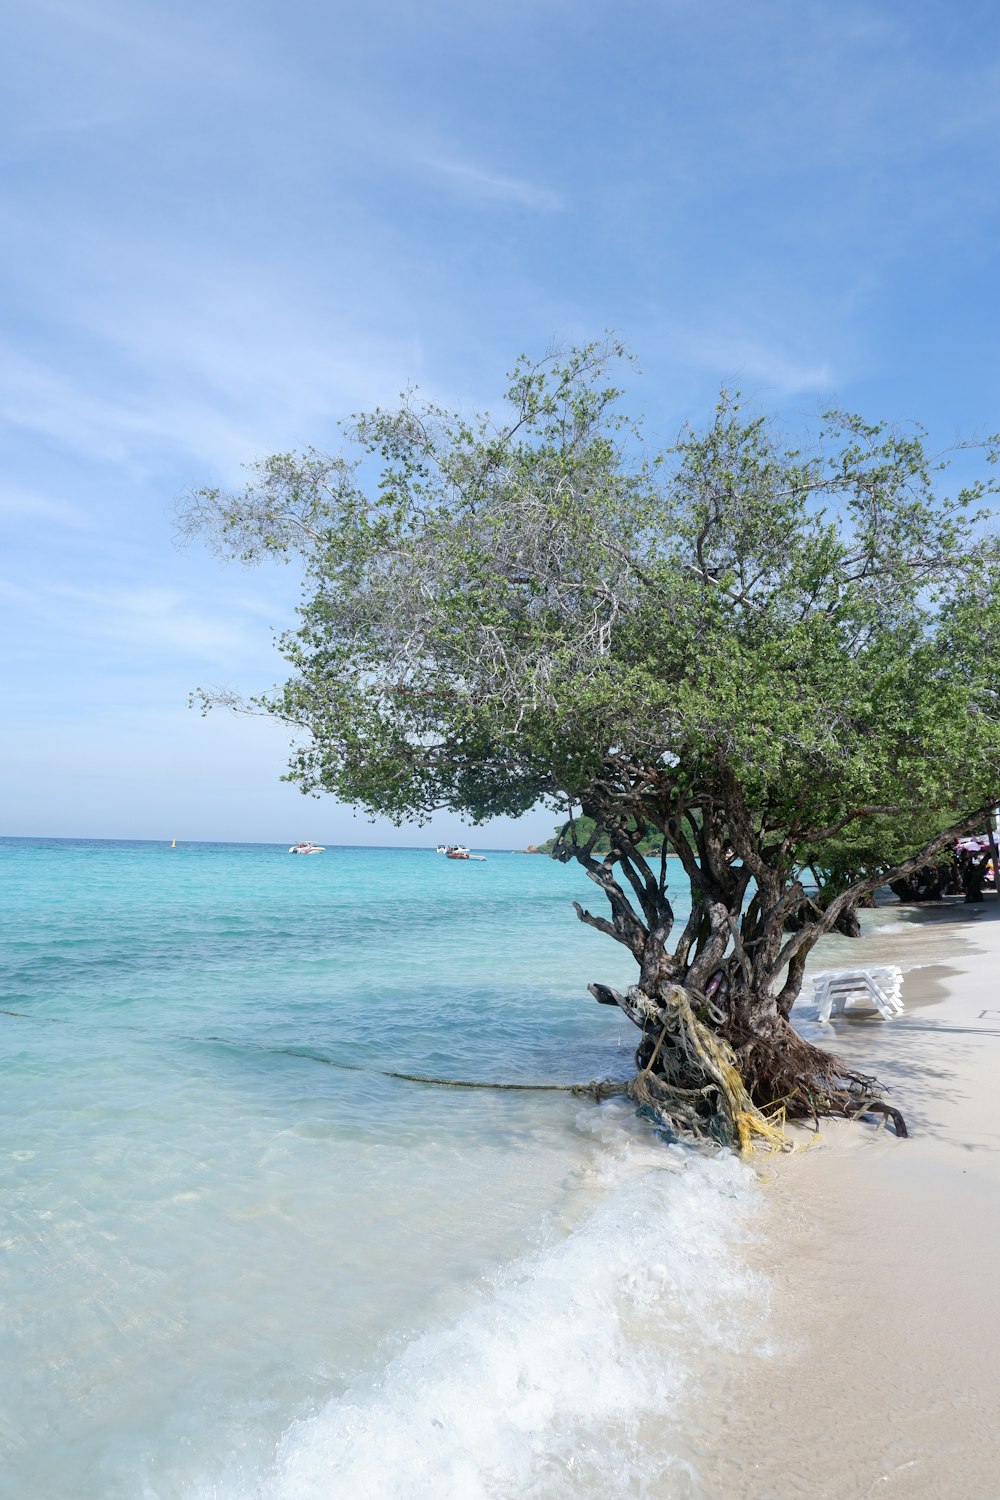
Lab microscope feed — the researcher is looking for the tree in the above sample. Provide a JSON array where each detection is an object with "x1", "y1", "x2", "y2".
[
  {"x1": 530, "y1": 814, "x2": 668, "y2": 857},
  {"x1": 179, "y1": 340, "x2": 1000, "y2": 1147},
  {"x1": 785, "y1": 806, "x2": 973, "y2": 931}
]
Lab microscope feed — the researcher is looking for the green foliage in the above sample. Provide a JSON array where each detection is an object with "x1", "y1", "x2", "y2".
[
  {"x1": 806, "y1": 807, "x2": 970, "y2": 892},
  {"x1": 532, "y1": 814, "x2": 668, "y2": 857},
  {"x1": 182, "y1": 338, "x2": 1000, "y2": 922}
]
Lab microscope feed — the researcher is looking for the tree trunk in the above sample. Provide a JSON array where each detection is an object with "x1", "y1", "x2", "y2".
[
  {"x1": 833, "y1": 906, "x2": 863, "y2": 938},
  {"x1": 607, "y1": 952, "x2": 848, "y2": 1144},
  {"x1": 557, "y1": 797, "x2": 997, "y2": 1148},
  {"x1": 960, "y1": 852, "x2": 989, "y2": 903},
  {"x1": 591, "y1": 961, "x2": 906, "y2": 1148}
]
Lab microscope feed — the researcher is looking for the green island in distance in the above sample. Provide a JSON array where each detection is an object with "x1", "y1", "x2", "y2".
[{"x1": 524, "y1": 815, "x2": 669, "y2": 857}]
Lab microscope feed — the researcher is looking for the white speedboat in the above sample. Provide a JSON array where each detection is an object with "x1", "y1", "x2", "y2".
[
  {"x1": 436, "y1": 844, "x2": 469, "y2": 855},
  {"x1": 289, "y1": 841, "x2": 325, "y2": 855}
]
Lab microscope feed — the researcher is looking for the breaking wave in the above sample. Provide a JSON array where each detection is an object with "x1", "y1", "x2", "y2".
[{"x1": 208, "y1": 1111, "x2": 766, "y2": 1500}]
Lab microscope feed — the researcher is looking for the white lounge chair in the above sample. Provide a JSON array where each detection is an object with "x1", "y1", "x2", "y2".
[{"x1": 811, "y1": 966, "x2": 904, "y2": 1023}]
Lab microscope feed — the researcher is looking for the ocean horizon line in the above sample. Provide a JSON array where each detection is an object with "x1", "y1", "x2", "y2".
[{"x1": 0, "y1": 833, "x2": 537, "y2": 852}]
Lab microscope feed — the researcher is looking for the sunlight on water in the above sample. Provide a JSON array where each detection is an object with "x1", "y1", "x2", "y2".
[
  {"x1": 0, "y1": 839, "x2": 770, "y2": 1498},
  {"x1": 216, "y1": 1119, "x2": 762, "y2": 1500}
]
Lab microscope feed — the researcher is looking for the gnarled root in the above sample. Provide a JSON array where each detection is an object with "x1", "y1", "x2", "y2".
[
  {"x1": 593, "y1": 982, "x2": 907, "y2": 1152},
  {"x1": 732, "y1": 1019, "x2": 907, "y2": 1139},
  {"x1": 619, "y1": 985, "x2": 793, "y2": 1155}
]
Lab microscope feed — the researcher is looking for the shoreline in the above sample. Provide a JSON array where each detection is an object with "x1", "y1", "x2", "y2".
[{"x1": 716, "y1": 898, "x2": 1000, "y2": 1498}]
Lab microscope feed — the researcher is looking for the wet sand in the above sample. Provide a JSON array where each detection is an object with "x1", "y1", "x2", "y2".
[{"x1": 716, "y1": 899, "x2": 1000, "y2": 1499}]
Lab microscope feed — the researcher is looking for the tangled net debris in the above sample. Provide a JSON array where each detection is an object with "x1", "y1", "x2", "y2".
[
  {"x1": 619, "y1": 985, "x2": 793, "y2": 1154},
  {"x1": 591, "y1": 980, "x2": 907, "y2": 1152}
]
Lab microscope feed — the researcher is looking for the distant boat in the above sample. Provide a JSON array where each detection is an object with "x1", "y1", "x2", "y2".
[
  {"x1": 289, "y1": 842, "x2": 325, "y2": 855},
  {"x1": 445, "y1": 848, "x2": 487, "y2": 861},
  {"x1": 436, "y1": 843, "x2": 469, "y2": 856}
]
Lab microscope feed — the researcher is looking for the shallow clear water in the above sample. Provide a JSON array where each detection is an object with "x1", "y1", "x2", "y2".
[{"x1": 0, "y1": 839, "x2": 762, "y2": 1499}]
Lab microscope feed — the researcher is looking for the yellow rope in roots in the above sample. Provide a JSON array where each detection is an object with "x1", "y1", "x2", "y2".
[{"x1": 626, "y1": 985, "x2": 794, "y2": 1157}]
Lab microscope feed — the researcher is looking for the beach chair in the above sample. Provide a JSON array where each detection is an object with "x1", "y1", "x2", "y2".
[{"x1": 812, "y1": 966, "x2": 904, "y2": 1023}]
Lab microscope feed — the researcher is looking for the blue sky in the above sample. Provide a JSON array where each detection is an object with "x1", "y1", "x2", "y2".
[{"x1": 3, "y1": 0, "x2": 1000, "y2": 844}]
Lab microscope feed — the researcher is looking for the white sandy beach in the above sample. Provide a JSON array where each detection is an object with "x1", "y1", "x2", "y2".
[{"x1": 710, "y1": 900, "x2": 1000, "y2": 1499}]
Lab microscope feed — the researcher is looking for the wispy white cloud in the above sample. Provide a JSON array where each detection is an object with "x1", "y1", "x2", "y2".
[
  {"x1": 413, "y1": 153, "x2": 565, "y2": 211},
  {"x1": 4, "y1": 0, "x2": 1000, "y2": 845},
  {"x1": 677, "y1": 332, "x2": 835, "y2": 398},
  {"x1": 0, "y1": 348, "x2": 281, "y2": 473},
  {"x1": 0, "y1": 237, "x2": 429, "y2": 476},
  {"x1": 0, "y1": 486, "x2": 91, "y2": 528},
  {"x1": 3, "y1": 0, "x2": 262, "y2": 143},
  {"x1": 0, "y1": 576, "x2": 276, "y2": 665}
]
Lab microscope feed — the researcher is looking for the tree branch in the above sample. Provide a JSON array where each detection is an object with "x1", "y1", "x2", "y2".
[{"x1": 771, "y1": 803, "x2": 996, "y2": 980}]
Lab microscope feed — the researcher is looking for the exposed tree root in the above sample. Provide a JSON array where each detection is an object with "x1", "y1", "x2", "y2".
[
  {"x1": 608, "y1": 984, "x2": 793, "y2": 1154},
  {"x1": 731, "y1": 1017, "x2": 908, "y2": 1139},
  {"x1": 593, "y1": 981, "x2": 907, "y2": 1153}
]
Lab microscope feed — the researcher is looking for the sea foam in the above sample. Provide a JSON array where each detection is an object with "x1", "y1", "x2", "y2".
[{"x1": 213, "y1": 1111, "x2": 764, "y2": 1500}]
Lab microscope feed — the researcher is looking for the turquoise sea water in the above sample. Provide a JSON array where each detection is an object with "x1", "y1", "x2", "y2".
[{"x1": 0, "y1": 839, "x2": 762, "y2": 1500}]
